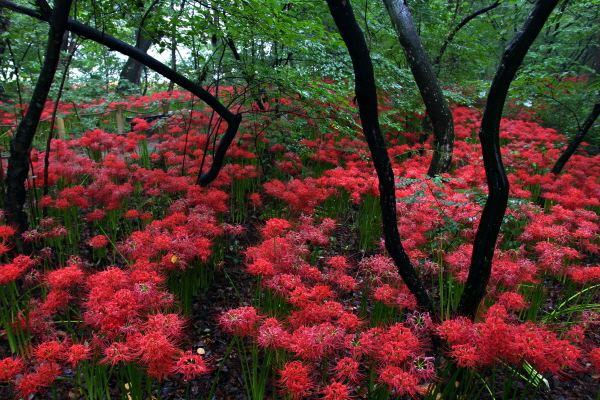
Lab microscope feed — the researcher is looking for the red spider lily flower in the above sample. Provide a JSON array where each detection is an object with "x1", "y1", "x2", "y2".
[
  {"x1": 588, "y1": 348, "x2": 600, "y2": 372},
  {"x1": 46, "y1": 265, "x2": 85, "y2": 290},
  {"x1": 261, "y1": 218, "x2": 293, "y2": 238},
  {"x1": 144, "y1": 313, "x2": 187, "y2": 340},
  {"x1": 245, "y1": 258, "x2": 276, "y2": 276},
  {"x1": 377, "y1": 366, "x2": 420, "y2": 398},
  {"x1": 322, "y1": 381, "x2": 354, "y2": 400},
  {"x1": 64, "y1": 343, "x2": 92, "y2": 367},
  {"x1": 102, "y1": 342, "x2": 135, "y2": 365},
  {"x1": 0, "y1": 357, "x2": 24, "y2": 383},
  {"x1": 217, "y1": 307, "x2": 263, "y2": 337},
  {"x1": 0, "y1": 224, "x2": 16, "y2": 239},
  {"x1": 449, "y1": 343, "x2": 481, "y2": 368},
  {"x1": 16, "y1": 362, "x2": 61, "y2": 399},
  {"x1": 278, "y1": 361, "x2": 314, "y2": 400},
  {"x1": 88, "y1": 235, "x2": 110, "y2": 248},
  {"x1": 173, "y1": 351, "x2": 211, "y2": 381},
  {"x1": 497, "y1": 291, "x2": 528, "y2": 311},
  {"x1": 256, "y1": 318, "x2": 288, "y2": 349},
  {"x1": 85, "y1": 209, "x2": 107, "y2": 222},
  {"x1": 331, "y1": 357, "x2": 364, "y2": 384},
  {"x1": 33, "y1": 340, "x2": 64, "y2": 362},
  {"x1": 124, "y1": 209, "x2": 141, "y2": 218}
]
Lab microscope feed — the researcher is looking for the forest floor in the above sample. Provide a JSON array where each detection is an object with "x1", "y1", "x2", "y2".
[{"x1": 3, "y1": 209, "x2": 596, "y2": 400}]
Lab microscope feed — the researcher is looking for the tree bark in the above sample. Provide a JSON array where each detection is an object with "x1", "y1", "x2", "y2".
[
  {"x1": 325, "y1": 0, "x2": 435, "y2": 318},
  {"x1": 4, "y1": 0, "x2": 72, "y2": 240},
  {"x1": 1, "y1": 0, "x2": 241, "y2": 187},
  {"x1": 457, "y1": 0, "x2": 560, "y2": 318},
  {"x1": 537, "y1": 102, "x2": 600, "y2": 207},
  {"x1": 383, "y1": 0, "x2": 454, "y2": 176}
]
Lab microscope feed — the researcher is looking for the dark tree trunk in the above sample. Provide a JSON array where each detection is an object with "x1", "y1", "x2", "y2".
[
  {"x1": 0, "y1": 9, "x2": 10, "y2": 100},
  {"x1": 118, "y1": 33, "x2": 153, "y2": 90},
  {"x1": 537, "y1": 102, "x2": 600, "y2": 207},
  {"x1": 325, "y1": 0, "x2": 435, "y2": 318},
  {"x1": 457, "y1": 0, "x2": 560, "y2": 319},
  {"x1": 4, "y1": 0, "x2": 72, "y2": 242},
  {"x1": 383, "y1": 0, "x2": 454, "y2": 176},
  {"x1": 2, "y1": 0, "x2": 242, "y2": 187}
]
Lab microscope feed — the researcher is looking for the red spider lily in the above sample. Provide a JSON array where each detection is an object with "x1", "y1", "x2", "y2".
[
  {"x1": 377, "y1": 365, "x2": 420, "y2": 398},
  {"x1": 0, "y1": 357, "x2": 24, "y2": 383},
  {"x1": 278, "y1": 361, "x2": 314, "y2": 400},
  {"x1": 102, "y1": 342, "x2": 135, "y2": 365},
  {"x1": 16, "y1": 362, "x2": 62, "y2": 399},
  {"x1": 322, "y1": 381, "x2": 355, "y2": 400},
  {"x1": 256, "y1": 318, "x2": 288, "y2": 349},
  {"x1": 64, "y1": 343, "x2": 92, "y2": 367},
  {"x1": 331, "y1": 357, "x2": 364, "y2": 384},
  {"x1": 46, "y1": 265, "x2": 85, "y2": 290},
  {"x1": 88, "y1": 234, "x2": 110, "y2": 249},
  {"x1": 217, "y1": 307, "x2": 264, "y2": 337},
  {"x1": 173, "y1": 351, "x2": 211, "y2": 381}
]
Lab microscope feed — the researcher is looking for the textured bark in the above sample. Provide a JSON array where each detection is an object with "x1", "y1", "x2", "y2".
[
  {"x1": 3, "y1": 0, "x2": 72, "y2": 238},
  {"x1": 537, "y1": 102, "x2": 600, "y2": 207},
  {"x1": 325, "y1": 0, "x2": 435, "y2": 317},
  {"x1": 457, "y1": 0, "x2": 560, "y2": 318},
  {"x1": 383, "y1": 0, "x2": 454, "y2": 176},
  {"x1": 1, "y1": 0, "x2": 241, "y2": 186}
]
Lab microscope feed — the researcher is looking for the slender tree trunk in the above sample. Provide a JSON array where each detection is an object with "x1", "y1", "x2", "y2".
[
  {"x1": 457, "y1": 0, "x2": 560, "y2": 318},
  {"x1": 537, "y1": 102, "x2": 600, "y2": 207},
  {"x1": 4, "y1": 0, "x2": 72, "y2": 244},
  {"x1": 383, "y1": 0, "x2": 454, "y2": 176},
  {"x1": 325, "y1": 0, "x2": 435, "y2": 318}
]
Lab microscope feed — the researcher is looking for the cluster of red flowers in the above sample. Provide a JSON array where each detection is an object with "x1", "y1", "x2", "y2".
[{"x1": 1, "y1": 89, "x2": 599, "y2": 398}]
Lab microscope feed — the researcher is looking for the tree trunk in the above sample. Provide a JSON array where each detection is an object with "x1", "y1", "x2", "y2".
[
  {"x1": 325, "y1": 0, "x2": 435, "y2": 318},
  {"x1": 457, "y1": 0, "x2": 560, "y2": 318},
  {"x1": 0, "y1": 9, "x2": 10, "y2": 100},
  {"x1": 118, "y1": 33, "x2": 153, "y2": 90},
  {"x1": 4, "y1": 0, "x2": 72, "y2": 244},
  {"x1": 383, "y1": 0, "x2": 454, "y2": 176},
  {"x1": 537, "y1": 102, "x2": 600, "y2": 207}
]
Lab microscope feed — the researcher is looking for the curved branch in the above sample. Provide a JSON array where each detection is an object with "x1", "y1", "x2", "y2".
[
  {"x1": 457, "y1": 0, "x2": 560, "y2": 318},
  {"x1": 0, "y1": 0, "x2": 240, "y2": 186},
  {"x1": 325, "y1": 0, "x2": 435, "y2": 318},
  {"x1": 434, "y1": 1, "x2": 501, "y2": 70}
]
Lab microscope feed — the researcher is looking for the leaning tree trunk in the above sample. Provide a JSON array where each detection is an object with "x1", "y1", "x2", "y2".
[
  {"x1": 383, "y1": 0, "x2": 454, "y2": 176},
  {"x1": 456, "y1": 0, "x2": 560, "y2": 319},
  {"x1": 4, "y1": 0, "x2": 72, "y2": 243},
  {"x1": 325, "y1": 0, "x2": 435, "y2": 318},
  {"x1": 537, "y1": 102, "x2": 600, "y2": 208}
]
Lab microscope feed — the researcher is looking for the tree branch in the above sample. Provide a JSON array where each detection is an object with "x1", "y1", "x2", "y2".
[{"x1": 434, "y1": 1, "x2": 500, "y2": 70}]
